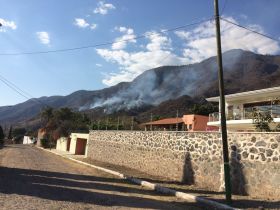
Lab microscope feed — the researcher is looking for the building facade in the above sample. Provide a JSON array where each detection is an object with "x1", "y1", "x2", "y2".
[
  {"x1": 69, "y1": 133, "x2": 89, "y2": 156},
  {"x1": 142, "y1": 114, "x2": 214, "y2": 131},
  {"x1": 207, "y1": 86, "x2": 280, "y2": 131}
]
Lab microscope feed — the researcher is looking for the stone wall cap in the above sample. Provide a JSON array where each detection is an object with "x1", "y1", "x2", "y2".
[
  {"x1": 89, "y1": 130, "x2": 220, "y2": 133},
  {"x1": 90, "y1": 130, "x2": 280, "y2": 134}
]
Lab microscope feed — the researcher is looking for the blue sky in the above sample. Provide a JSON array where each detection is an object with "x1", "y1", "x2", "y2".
[{"x1": 0, "y1": 0, "x2": 279, "y2": 106}]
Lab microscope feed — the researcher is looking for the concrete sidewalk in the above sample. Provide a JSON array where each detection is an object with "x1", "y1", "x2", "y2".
[{"x1": 46, "y1": 148, "x2": 85, "y2": 159}]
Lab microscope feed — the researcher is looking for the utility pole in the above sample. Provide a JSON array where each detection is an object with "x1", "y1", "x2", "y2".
[
  {"x1": 214, "y1": 0, "x2": 232, "y2": 203},
  {"x1": 176, "y1": 109, "x2": 179, "y2": 131},
  {"x1": 106, "y1": 117, "x2": 108, "y2": 131},
  {"x1": 150, "y1": 113, "x2": 153, "y2": 131},
  {"x1": 117, "y1": 116, "x2": 120, "y2": 130},
  {"x1": 131, "y1": 116, "x2": 134, "y2": 130}
]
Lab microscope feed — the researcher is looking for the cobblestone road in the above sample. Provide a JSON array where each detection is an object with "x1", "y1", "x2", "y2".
[{"x1": 0, "y1": 145, "x2": 204, "y2": 210}]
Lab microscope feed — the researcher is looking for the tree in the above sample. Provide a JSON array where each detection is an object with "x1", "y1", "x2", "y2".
[
  {"x1": 12, "y1": 127, "x2": 27, "y2": 137},
  {"x1": 41, "y1": 107, "x2": 54, "y2": 122},
  {"x1": 8, "y1": 125, "x2": 12, "y2": 139},
  {"x1": 0, "y1": 125, "x2": 5, "y2": 145},
  {"x1": 252, "y1": 110, "x2": 273, "y2": 132},
  {"x1": 153, "y1": 115, "x2": 161, "y2": 121},
  {"x1": 12, "y1": 127, "x2": 26, "y2": 144},
  {"x1": 190, "y1": 103, "x2": 218, "y2": 116},
  {"x1": 40, "y1": 107, "x2": 90, "y2": 147}
]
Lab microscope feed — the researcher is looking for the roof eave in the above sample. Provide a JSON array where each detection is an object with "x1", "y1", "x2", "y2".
[
  {"x1": 206, "y1": 97, "x2": 220, "y2": 102},
  {"x1": 206, "y1": 86, "x2": 280, "y2": 102}
]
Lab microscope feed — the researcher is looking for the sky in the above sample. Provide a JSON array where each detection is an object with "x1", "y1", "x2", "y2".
[{"x1": 0, "y1": 0, "x2": 279, "y2": 106}]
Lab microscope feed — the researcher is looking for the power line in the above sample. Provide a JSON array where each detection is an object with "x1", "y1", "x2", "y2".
[
  {"x1": 0, "y1": 18, "x2": 214, "y2": 106},
  {"x1": 0, "y1": 18, "x2": 213, "y2": 56},
  {"x1": 221, "y1": 17, "x2": 279, "y2": 42},
  {"x1": 0, "y1": 74, "x2": 48, "y2": 107},
  {"x1": 0, "y1": 74, "x2": 34, "y2": 99},
  {"x1": 0, "y1": 76, "x2": 30, "y2": 101}
]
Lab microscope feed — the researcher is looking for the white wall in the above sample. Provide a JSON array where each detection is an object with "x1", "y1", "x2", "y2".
[
  {"x1": 69, "y1": 133, "x2": 89, "y2": 156},
  {"x1": 56, "y1": 137, "x2": 68, "y2": 151},
  {"x1": 69, "y1": 137, "x2": 77, "y2": 154},
  {"x1": 23, "y1": 136, "x2": 35, "y2": 144}
]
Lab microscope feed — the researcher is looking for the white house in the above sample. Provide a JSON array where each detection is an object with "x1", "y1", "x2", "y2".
[
  {"x1": 56, "y1": 137, "x2": 69, "y2": 152},
  {"x1": 69, "y1": 133, "x2": 89, "y2": 157},
  {"x1": 23, "y1": 136, "x2": 36, "y2": 144},
  {"x1": 207, "y1": 86, "x2": 280, "y2": 131}
]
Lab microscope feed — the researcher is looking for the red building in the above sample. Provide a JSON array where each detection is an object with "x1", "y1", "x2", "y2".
[{"x1": 142, "y1": 114, "x2": 218, "y2": 131}]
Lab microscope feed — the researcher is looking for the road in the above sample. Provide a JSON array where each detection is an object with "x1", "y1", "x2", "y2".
[{"x1": 0, "y1": 145, "x2": 204, "y2": 210}]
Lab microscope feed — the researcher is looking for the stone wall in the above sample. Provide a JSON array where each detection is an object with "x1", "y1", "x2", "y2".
[{"x1": 88, "y1": 131, "x2": 280, "y2": 199}]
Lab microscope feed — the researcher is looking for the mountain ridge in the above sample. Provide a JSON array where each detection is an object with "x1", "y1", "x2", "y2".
[{"x1": 1, "y1": 49, "x2": 280, "y2": 126}]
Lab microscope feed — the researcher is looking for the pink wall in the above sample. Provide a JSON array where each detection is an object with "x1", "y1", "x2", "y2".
[{"x1": 182, "y1": 115, "x2": 211, "y2": 131}]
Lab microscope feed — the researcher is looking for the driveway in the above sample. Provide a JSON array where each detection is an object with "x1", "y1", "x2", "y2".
[{"x1": 0, "y1": 145, "x2": 204, "y2": 210}]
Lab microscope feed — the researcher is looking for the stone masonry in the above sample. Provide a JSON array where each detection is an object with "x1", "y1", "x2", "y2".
[{"x1": 88, "y1": 131, "x2": 280, "y2": 199}]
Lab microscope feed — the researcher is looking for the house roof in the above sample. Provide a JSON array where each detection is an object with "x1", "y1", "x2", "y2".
[
  {"x1": 206, "y1": 86, "x2": 280, "y2": 102},
  {"x1": 142, "y1": 118, "x2": 184, "y2": 125}
]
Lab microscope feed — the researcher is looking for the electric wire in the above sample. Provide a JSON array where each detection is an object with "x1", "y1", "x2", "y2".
[
  {"x1": 2, "y1": 16, "x2": 277, "y2": 106},
  {"x1": 0, "y1": 18, "x2": 214, "y2": 56},
  {"x1": 0, "y1": 76, "x2": 30, "y2": 101},
  {"x1": 0, "y1": 17, "x2": 213, "y2": 107},
  {"x1": 221, "y1": 17, "x2": 279, "y2": 42},
  {"x1": 0, "y1": 74, "x2": 49, "y2": 107},
  {"x1": 0, "y1": 74, "x2": 35, "y2": 99},
  {"x1": 0, "y1": 18, "x2": 215, "y2": 105}
]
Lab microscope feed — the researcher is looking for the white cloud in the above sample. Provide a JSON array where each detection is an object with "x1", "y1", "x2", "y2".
[
  {"x1": 145, "y1": 31, "x2": 172, "y2": 51},
  {"x1": 175, "y1": 17, "x2": 280, "y2": 63},
  {"x1": 90, "y1": 23, "x2": 97, "y2": 30},
  {"x1": 0, "y1": 18, "x2": 17, "y2": 32},
  {"x1": 96, "y1": 63, "x2": 103, "y2": 67},
  {"x1": 36, "y1": 31, "x2": 50, "y2": 45},
  {"x1": 94, "y1": 1, "x2": 115, "y2": 15},
  {"x1": 74, "y1": 18, "x2": 89, "y2": 28},
  {"x1": 111, "y1": 26, "x2": 136, "y2": 50},
  {"x1": 174, "y1": 31, "x2": 191, "y2": 40},
  {"x1": 99, "y1": 49, "x2": 184, "y2": 86},
  {"x1": 97, "y1": 17, "x2": 280, "y2": 86},
  {"x1": 97, "y1": 30, "x2": 184, "y2": 85},
  {"x1": 74, "y1": 18, "x2": 97, "y2": 30}
]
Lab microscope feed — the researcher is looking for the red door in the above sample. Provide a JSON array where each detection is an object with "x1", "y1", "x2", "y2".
[{"x1": 75, "y1": 138, "x2": 87, "y2": 155}]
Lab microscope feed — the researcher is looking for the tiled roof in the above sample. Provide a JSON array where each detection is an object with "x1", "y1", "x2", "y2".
[{"x1": 142, "y1": 118, "x2": 184, "y2": 125}]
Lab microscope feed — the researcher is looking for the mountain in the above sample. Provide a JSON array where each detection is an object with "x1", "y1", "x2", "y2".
[{"x1": 1, "y1": 49, "x2": 280, "y2": 126}]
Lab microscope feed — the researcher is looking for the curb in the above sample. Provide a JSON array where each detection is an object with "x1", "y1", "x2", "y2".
[{"x1": 37, "y1": 147, "x2": 240, "y2": 210}]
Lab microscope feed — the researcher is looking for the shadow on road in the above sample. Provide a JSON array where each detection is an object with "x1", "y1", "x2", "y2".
[
  {"x1": 213, "y1": 198, "x2": 280, "y2": 210},
  {"x1": 0, "y1": 166, "x2": 199, "y2": 209}
]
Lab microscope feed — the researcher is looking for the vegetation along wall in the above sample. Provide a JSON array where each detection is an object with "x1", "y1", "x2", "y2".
[{"x1": 88, "y1": 131, "x2": 280, "y2": 199}]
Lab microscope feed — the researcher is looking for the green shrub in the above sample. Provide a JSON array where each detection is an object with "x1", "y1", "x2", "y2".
[
  {"x1": 40, "y1": 138, "x2": 56, "y2": 149},
  {"x1": 40, "y1": 138, "x2": 50, "y2": 148},
  {"x1": 253, "y1": 111, "x2": 273, "y2": 132},
  {"x1": 14, "y1": 136, "x2": 23, "y2": 144}
]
